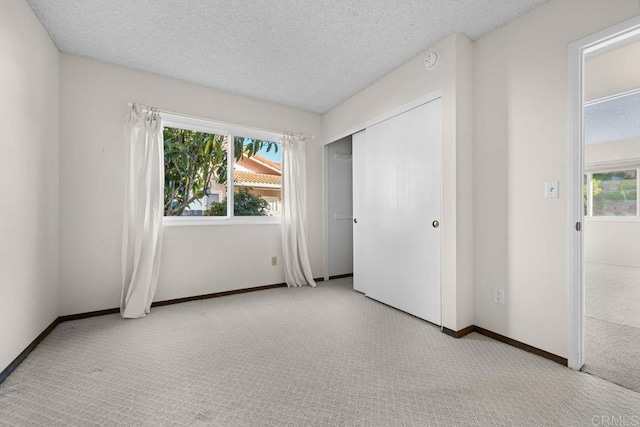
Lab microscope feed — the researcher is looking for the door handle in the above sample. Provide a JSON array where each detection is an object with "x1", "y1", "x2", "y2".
[
  {"x1": 353, "y1": 218, "x2": 358, "y2": 224},
  {"x1": 432, "y1": 220, "x2": 440, "y2": 228}
]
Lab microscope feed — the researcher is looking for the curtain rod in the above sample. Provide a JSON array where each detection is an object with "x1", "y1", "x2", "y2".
[{"x1": 129, "y1": 102, "x2": 315, "y2": 141}]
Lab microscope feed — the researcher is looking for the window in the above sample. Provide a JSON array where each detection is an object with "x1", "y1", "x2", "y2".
[
  {"x1": 584, "y1": 167, "x2": 639, "y2": 218},
  {"x1": 206, "y1": 191, "x2": 222, "y2": 204},
  {"x1": 233, "y1": 137, "x2": 282, "y2": 217},
  {"x1": 161, "y1": 114, "x2": 282, "y2": 224},
  {"x1": 163, "y1": 127, "x2": 228, "y2": 217}
]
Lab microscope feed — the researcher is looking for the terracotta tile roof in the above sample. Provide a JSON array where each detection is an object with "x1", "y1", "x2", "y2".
[
  {"x1": 251, "y1": 154, "x2": 282, "y2": 172},
  {"x1": 235, "y1": 170, "x2": 281, "y2": 186}
]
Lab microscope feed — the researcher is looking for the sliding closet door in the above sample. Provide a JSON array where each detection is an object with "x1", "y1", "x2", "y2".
[
  {"x1": 352, "y1": 130, "x2": 371, "y2": 294},
  {"x1": 352, "y1": 98, "x2": 442, "y2": 324}
]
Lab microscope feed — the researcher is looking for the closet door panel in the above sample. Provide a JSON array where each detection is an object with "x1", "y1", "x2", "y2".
[{"x1": 352, "y1": 98, "x2": 442, "y2": 324}]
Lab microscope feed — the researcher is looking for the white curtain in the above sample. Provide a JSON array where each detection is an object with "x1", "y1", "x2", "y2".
[
  {"x1": 282, "y1": 134, "x2": 316, "y2": 287},
  {"x1": 121, "y1": 103, "x2": 164, "y2": 318}
]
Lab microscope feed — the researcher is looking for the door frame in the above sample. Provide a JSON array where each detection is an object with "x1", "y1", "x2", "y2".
[
  {"x1": 322, "y1": 90, "x2": 443, "y2": 282},
  {"x1": 567, "y1": 15, "x2": 640, "y2": 370}
]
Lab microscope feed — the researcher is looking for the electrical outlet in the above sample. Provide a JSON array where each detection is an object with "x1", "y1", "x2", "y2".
[
  {"x1": 493, "y1": 288, "x2": 505, "y2": 304},
  {"x1": 271, "y1": 256, "x2": 278, "y2": 267}
]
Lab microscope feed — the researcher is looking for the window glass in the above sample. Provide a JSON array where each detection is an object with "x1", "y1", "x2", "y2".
[
  {"x1": 583, "y1": 174, "x2": 588, "y2": 216},
  {"x1": 233, "y1": 137, "x2": 282, "y2": 217},
  {"x1": 163, "y1": 127, "x2": 228, "y2": 217},
  {"x1": 592, "y1": 170, "x2": 637, "y2": 216}
]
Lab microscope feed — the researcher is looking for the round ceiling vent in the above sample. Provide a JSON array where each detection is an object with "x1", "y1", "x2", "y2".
[{"x1": 424, "y1": 52, "x2": 439, "y2": 70}]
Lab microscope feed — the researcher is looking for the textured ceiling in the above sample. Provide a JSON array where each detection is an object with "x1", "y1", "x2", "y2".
[
  {"x1": 27, "y1": 0, "x2": 548, "y2": 113},
  {"x1": 585, "y1": 92, "x2": 640, "y2": 145}
]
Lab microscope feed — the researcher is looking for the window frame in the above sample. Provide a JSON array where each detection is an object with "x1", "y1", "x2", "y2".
[
  {"x1": 584, "y1": 162, "x2": 640, "y2": 222},
  {"x1": 161, "y1": 113, "x2": 283, "y2": 226}
]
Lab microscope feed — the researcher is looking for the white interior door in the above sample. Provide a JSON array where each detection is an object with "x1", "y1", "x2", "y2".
[{"x1": 352, "y1": 99, "x2": 442, "y2": 324}]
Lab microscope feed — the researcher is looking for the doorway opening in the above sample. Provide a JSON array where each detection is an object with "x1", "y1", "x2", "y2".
[
  {"x1": 568, "y1": 15, "x2": 640, "y2": 373},
  {"x1": 581, "y1": 45, "x2": 640, "y2": 391}
]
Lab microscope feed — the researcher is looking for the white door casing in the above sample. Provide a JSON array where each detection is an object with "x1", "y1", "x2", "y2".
[{"x1": 567, "y1": 14, "x2": 640, "y2": 370}]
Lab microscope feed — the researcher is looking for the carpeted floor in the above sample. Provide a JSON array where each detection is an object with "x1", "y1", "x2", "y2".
[
  {"x1": 584, "y1": 262, "x2": 640, "y2": 393},
  {"x1": 1, "y1": 277, "x2": 640, "y2": 426}
]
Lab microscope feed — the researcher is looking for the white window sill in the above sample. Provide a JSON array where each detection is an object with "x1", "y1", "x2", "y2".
[
  {"x1": 163, "y1": 216, "x2": 282, "y2": 227},
  {"x1": 584, "y1": 216, "x2": 640, "y2": 223}
]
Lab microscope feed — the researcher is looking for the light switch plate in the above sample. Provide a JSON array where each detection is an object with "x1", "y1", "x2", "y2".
[{"x1": 545, "y1": 181, "x2": 559, "y2": 198}]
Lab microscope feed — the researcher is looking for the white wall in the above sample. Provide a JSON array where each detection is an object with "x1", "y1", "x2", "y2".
[
  {"x1": 473, "y1": 0, "x2": 640, "y2": 358},
  {"x1": 584, "y1": 139, "x2": 640, "y2": 268},
  {"x1": 323, "y1": 33, "x2": 475, "y2": 332},
  {"x1": 0, "y1": 0, "x2": 60, "y2": 372},
  {"x1": 455, "y1": 34, "x2": 475, "y2": 331},
  {"x1": 585, "y1": 220, "x2": 640, "y2": 268},
  {"x1": 586, "y1": 39, "x2": 640, "y2": 102},
  {"x1": 59, "y1": 55, "x2": 322, "y2": 315},
  {"x1": 585, "y1": 138, "x2": 640, "y2": 165},
  {"x1": 327, "y1": 136, "x2": 353, "y2": 277}
]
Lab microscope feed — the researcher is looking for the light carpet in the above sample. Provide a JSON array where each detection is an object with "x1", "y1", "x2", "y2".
[
  {"x1": 1, "y1": 277, "x2": 639, "y2": 426},
  {"x1": 584, "y1": 262, "x2": 640, "y2": 393}
]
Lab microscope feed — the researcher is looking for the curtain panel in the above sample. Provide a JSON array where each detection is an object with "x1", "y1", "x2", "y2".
[
  {"x1": 281, "y1": 134, "x2": 316, "y2": 287},
  {"x1": 121, "y1": 103, "x2": 164, "y2": 318}
]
